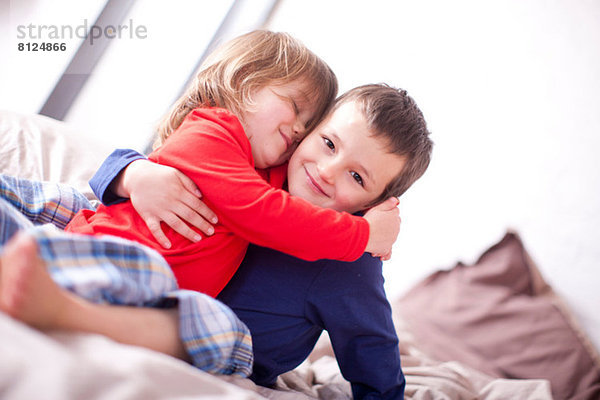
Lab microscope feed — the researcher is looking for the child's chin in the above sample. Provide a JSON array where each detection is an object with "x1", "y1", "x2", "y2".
[
  {"x1": 303, "y1": 193, "x2": 330, "y2": 208},
  {"x1": 288, "y1": 185, "x2": 317, "y2": 206},
  {"x1": 266, "y1": 155, "x2": 287, "y2": 168}
]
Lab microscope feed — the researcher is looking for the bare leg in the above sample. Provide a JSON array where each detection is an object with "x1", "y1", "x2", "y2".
[{"x1": 0, "y1": 232, "x2": 190, "y2": 362}]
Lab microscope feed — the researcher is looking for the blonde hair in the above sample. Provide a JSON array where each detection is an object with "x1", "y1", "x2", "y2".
[{"x1": 154, "y1": 30, "x2": 338, "y2": 149}]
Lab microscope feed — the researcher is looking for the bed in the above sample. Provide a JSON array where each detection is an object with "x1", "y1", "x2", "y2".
[{"x1": 1, "y1": 110, "x2": 599, "y2": 399}]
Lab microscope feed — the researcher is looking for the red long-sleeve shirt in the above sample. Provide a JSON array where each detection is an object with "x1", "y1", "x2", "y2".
[{"x1": 66, "y1": 108, "x2": 369, "y2": 297}]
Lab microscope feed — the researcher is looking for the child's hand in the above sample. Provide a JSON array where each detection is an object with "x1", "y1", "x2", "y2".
[
  {"x1": 122, "y1": 160, "x2": 218, "y2": 248},
  {"x1": 363, "y1": 197, "x2": 401, "y2": 258},
  {"x1": 377, "y1": 250, "x2": 393, "y2": 262}
]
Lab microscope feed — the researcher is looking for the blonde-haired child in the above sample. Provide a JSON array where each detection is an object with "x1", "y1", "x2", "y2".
[{"x1": 155, "y1": 30, "x2": 335, "y2": 148}]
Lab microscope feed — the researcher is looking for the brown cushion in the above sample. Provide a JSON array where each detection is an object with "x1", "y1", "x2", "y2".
[{"x1": 396, "y1": 231, "x2": 600, "y2": 400}]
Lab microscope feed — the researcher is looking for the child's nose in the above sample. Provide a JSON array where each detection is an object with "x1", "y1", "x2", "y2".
[
  {"x1": 318, "y1": 160, "x2": 337, "y2": 184},
  {"x1": 292, "y1": 119, "x2": 306, "y2": 141}
]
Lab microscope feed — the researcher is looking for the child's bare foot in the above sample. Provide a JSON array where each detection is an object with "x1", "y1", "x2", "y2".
[{"x1": 0, "y1": 232, "x2": 71, "y2": 330}]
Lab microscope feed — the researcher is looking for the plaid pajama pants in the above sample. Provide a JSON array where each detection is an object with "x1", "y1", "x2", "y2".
[{"x1": 0, "y1": 174, "x2": 252, "y2": 376}]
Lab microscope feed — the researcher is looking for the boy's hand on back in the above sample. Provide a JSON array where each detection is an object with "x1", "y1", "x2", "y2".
[
  {"x1": 122, "y1": 160, "x2": 218, "y2": 248},
  {"x1": 364, "y1": 197, "x2": 401, "y2": 259}
]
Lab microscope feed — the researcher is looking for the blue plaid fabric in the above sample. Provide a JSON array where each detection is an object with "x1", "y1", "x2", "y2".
[
  {"x1": 0, "y1": 196, "x2": 34, "y2": 242},
  {"x1": 0, "y1": 175, "x2": 253, "y2": 376},
  {"x1": 0, "y1": 174, "x2": 94, "y2": 230},
  {"x1": 167, "y1": 290, "x2": 253, "y2": 376}
]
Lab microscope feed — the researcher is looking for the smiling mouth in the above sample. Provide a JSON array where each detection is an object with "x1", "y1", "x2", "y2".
[
  {"x1": 279, "y1": 130, "x2": 292, "y2": 150},
  {"x1": 304, "y1": 166, "x2": 329, "y2": 197}
]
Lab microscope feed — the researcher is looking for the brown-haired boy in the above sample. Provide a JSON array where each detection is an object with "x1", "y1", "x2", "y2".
[{"x1": 216, "y1": 84, "x2": 432, "y2": 399}]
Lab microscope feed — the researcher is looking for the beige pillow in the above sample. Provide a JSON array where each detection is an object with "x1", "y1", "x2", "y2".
[{"x1": 0, "y1": 110, "x2": 114, "y2": 202}]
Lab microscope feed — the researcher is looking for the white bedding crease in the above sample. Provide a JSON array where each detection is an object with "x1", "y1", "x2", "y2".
[
  {"x1": 0, "y1": 306, "x2": 552, "y2": 400},
  {"x1": 0, "y1": 313, "x2": 263, "y2": 400},
  {"x1": 0, "y1": 110, "x2": 553, "y2": 399}
]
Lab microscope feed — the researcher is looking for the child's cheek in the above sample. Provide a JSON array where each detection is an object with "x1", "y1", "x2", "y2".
[{"x1": 334, "y1": 191, "x2": 361, "y2": 213}]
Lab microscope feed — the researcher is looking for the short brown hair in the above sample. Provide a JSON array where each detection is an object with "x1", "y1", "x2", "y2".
[
  {"x1": 334, "y1": 84, "x2": 433, "y2": 205},
  {"x1": 154, "y1": 30, "x2": 338, "y2": 149}
]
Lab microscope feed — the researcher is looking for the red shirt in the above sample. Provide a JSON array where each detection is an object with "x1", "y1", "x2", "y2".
[{"x1": 66, "y1": 108, "x2": 369, "y2": 297}]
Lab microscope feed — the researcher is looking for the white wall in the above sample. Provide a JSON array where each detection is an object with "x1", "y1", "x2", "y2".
[
  {"x1": 267, "y1": 0, "x2": 600, "y2": 350},
  {"x1": 1, "y1": 0, "x2": 234, "y2": 151},
  {"x1": 0, "y1": 0, "x2": 105, "y2": 113}
]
